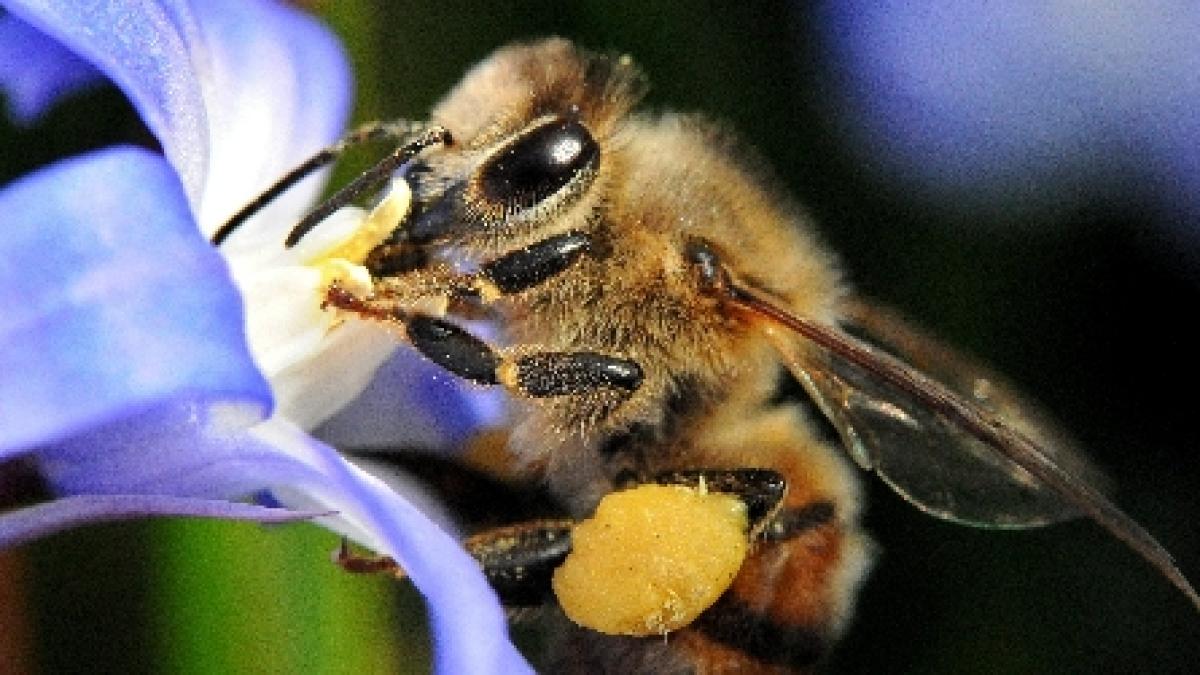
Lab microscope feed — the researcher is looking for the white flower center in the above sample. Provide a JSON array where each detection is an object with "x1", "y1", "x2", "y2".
[{"x1": 225, "y1": 179, "x2": 413, "y2": 429}]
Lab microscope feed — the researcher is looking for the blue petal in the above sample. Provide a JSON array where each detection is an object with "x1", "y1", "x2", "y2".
[
  {"x1": 36, "y1": 410, "x2": 533, "y2": 673},
  {"x1": 819, "y1": 3, "x2": 1200, "y2": 219},
  {"x1": 317, "y1": 351, "x2": 507, "y2": 451},
  {"x1": 188, "y1": 0, "x2": 353, "y2": 236},
  {"x1": 1, "y1": 0, "x2": 352, "y2": 229},
  {"x1": 0, "y1": 146, "x2": 270, "y2": 456},
  {"x1": 2, "y1": 0, "x2": 211, "y2": 202},
  {"x1": 0, "y1": 12, "x2": 102, "y2": 124},
  {"x1": 0, "y1": 494, "x2": 325, "y2": 549},
  {"x1": 38, "y1": 400, "x2": 328, "y2": 499},
  {"x1": 296, "y1": 427, "x2": 535, "y2": 674}
]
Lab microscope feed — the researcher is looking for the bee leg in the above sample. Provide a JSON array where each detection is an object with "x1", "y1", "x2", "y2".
[
  {"x1": 647, "y1": 470, "x2": 838, "y2": 545},
  {"x1": 364, "y1": 231, "x2": 591, "y2": 318},
  {"x1": 364, "y1": 242, "x2": 429, "y2": 277},
  {"x1": 327, "y1": 285, "x2": 643, "y2": 396},
  {"x1": 332, "y1": 521, "x2": 574, "y2": 608},
  {"x1": 325, "y1": 283, "x2": 642, "y2": 396},
  {"x1": 500, "y1": 351, "x2": 643, "y2": 397},
  {"x1": 648, "y1": 469, "x2": 788, "y2": 539},
  {"x1": 478, "y1": 231, "x2": 592, "y2": 295},
  {"x1": 369, "y1": 230, "x2": 591, "y2": 305},
  {"x1": 403, "y1": 314, "x2": 643, "y2": 396},
  {"x1": 464, "y1": 519, "x2": 575, "y2": 608},
  {"x1": 404, "y1": 313, "x2": 645, "y2": 396},
  {"x1": 332, "y1": 538, "x2": 406, "y2": 578}
]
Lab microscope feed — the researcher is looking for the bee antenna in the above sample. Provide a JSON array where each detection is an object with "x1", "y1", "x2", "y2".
[
  {"x1": 283, "y1": 125, "x2": 452, "y2": 249},
  {"x1": 209, "y1": 120, "x2": 442, "y2": 247}
]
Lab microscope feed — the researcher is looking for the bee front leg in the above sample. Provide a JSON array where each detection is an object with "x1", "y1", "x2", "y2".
[
  {"x1": 325, "y1": 285, "x2": 643, "y2": 398},
  {"x1": 367, "y1": 230, "x2": 591, "y2": 304},
  {"x1": 326, "y1": 228, "x2": 642, "y2": 398},
  {"x1": 405, "y1": 316, "x2": 644, "y2": 397}
]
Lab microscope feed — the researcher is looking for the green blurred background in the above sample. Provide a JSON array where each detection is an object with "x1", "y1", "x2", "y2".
[{"x1": 2, "y1": 1, "x2": 1198, "y2": 672}]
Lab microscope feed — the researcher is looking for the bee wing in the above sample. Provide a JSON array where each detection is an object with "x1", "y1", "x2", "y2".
[
  {"x1": 779, "y1": 326, "x2": 1078, "y2": 527},
  {"x1": 725, "y1": 284, "x2": 1199, "y2": 609},
  {"x1": 815, "y1": 298, "x2": 1109, "y2": 527}
]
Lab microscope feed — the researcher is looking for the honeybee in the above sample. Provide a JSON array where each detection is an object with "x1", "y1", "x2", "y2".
[{"x1": 215, "y1": 39, "x2": 1198, "y2": 672}]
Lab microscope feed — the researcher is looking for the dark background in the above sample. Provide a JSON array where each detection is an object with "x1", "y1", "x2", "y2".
[{"x1": 2, "y1": 1, "x2": 1197, "y2": 672}]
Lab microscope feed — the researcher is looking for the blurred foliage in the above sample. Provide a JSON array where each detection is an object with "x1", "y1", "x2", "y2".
[{"x1": 2, "y1": 0, "x2": 1198, "y2": 673}]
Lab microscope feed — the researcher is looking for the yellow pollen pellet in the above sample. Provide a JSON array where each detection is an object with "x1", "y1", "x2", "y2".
[{"x1": 552, "y1": 483, "x2": 749, "y2": 636}]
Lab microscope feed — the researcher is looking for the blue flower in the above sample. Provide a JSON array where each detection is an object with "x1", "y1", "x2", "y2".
[
  {"x1": 0, "y1": 1, "x2": 528, "y2": 672},
  {"x1": 819, "y1": 3, "x2": 1200, "y2": 233}
]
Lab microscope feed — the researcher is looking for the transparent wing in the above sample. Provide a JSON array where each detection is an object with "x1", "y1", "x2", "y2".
[
  {"x1": 722, "y1": 283, "x2": 1199, "y2": 610},
  {"x1": 799, "y1": 298, "x2": 1107, "y2": 528}
]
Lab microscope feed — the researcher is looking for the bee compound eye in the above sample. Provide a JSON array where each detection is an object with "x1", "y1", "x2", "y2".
[{"x1": 477, "y1": 118, "x2": 599, "y2": 208}]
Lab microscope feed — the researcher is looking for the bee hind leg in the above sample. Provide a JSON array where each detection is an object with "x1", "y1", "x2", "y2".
[
  {"x1": 464, "y1": 519, "x2": 576, "y2": 608},
  {"x1": 334, "y1": 521, "x2": 575, "y2": 609},
  {"x1": 645, "y1": 468, "x2": 788, "y2": 539},
  {"x1": 332, "y1": 537, "x2": 406, "y2": 578}
]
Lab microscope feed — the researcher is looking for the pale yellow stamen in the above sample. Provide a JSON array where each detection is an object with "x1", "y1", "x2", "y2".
[{"x1": 306, "y1": 178, "x2": 413, "y2": 301}]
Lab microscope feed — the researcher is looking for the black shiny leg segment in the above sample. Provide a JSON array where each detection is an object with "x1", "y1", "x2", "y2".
[
  {"x1": 406, "y1": 315, "x2": 501, "y2": 385},
  {"x1": 480, "y1": 231, "x2": 591, "y2": 295},
  {"x1": 649, "y1": 468, "x2": 788, "y2": 539},
  {"x1": 465, "y1": 519, "x2": 575, "y2": 607}
]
